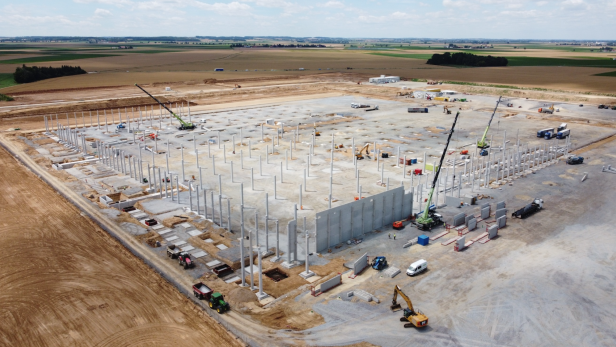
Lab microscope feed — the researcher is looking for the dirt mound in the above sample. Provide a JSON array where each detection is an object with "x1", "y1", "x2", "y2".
[
  {"x1": 227, "y1": 287, "x2": 258, "y2": 308},
  {"x1": 162, "y1": 215, "x2": 191, "y2": 228}
]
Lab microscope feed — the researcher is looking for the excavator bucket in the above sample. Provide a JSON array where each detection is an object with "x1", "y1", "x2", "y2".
[{"x1": 391, "y1": 303, "x2": 402, "y2": 311}]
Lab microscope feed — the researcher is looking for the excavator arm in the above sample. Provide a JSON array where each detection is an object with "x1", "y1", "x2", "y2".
[
  {"x1": 477, "y1": 96, "x2": 502, "y2": 148},
  {"x1": 391, "y1": 285, "x2": 414, "y2": 312},
  {"x1": 135, "y1": 84, "x2": 195, "y2": 130}
]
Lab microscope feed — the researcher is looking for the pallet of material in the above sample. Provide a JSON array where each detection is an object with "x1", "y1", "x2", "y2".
[
  {"x1": 430, "y1": 231, "x2": 449, "y2": 241},
  {"x1": 442, "y1": 236, "x2": 461, "y2": 246},
  {"x1": 470, "y1": 232, "x2": 489, "y2": 243}
]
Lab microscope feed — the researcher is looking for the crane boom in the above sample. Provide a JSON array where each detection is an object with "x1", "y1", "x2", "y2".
[
  {"x1": 416, "y1": 111, "x2": 461, "y2": 229},
  {"x1": 391, "y1": 285, "x2": 414, "y2": 312},
  {"x1": 134, "y1": 84, "x2": 195, "y2": 130},
  {"x1": 477, "y1": 96, "x2": 502, "y2": 148}
]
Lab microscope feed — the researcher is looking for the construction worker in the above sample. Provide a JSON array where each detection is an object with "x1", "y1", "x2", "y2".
[
  {"x1": 388, "y1": 233, "x2": 391, "y2": 239},
  {"x1": 393, "y1": 233, "x2": 396, "y2": 240}
]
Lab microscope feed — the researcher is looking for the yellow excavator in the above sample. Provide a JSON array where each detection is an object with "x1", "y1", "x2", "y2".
[
  {"x1": 390, "y1": 285, "x2": 429, "y2": 328},
  {"x1": 355, "y1": 143, "x2": 370, "y2": 160}
]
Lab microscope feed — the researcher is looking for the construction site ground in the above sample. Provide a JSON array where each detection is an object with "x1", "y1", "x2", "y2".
[{"x1": 2, "y1": 78, "x2": 616, "y2": 346}]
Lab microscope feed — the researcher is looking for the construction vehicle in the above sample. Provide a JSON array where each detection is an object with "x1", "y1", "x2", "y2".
[
  {"x1": 415, "y1": 112, "x2": 460, "y2": 231},
  {"x1": 193, "y1": 282, "x2": 213, "y2": 300},
  {"x1": 167, "y1": 244, "x2": 181, "y2": 259},
  {"x1": 598, "y1": 104, "x2": 606, "y2": 109},
  {"x1": 477, "y1": 96, "x2": 502, "y2": 149},
  {"x1": 544, "y1": 131, "x2": 557, "y2": 140},
  {"x1": 393, "y1": 215, "x2": 412, "y2": 230},
  {"x1": 355, "y1": 143, "x2": 371, "y2": 160},
  {"x1": 161, "y1": 176, "x2": 170, "y2": 183},
  {"x1": 566, "y1": 156, "x2": 584, "y2": 165},
  {"x1": 178, "y1": 252, "x2": 194, "y2": 269},
  {"x1": 234, "y1": 84, "x2": 241, "y2": 88},
  {"x1": 557, "y1": 129, "x2": 571, "y2": 139},
  {"x1": 538, "y1": 106, "x2": 554, "y2": 114},
  {"x1": 443, "y1": 106, "x2": 452, "y2": 114},
  {"x1": 537, "y1": 127, "x2": 554, "y2": 138},
  {"x1": 148, "y1": 133, "x2": 158, "y2": 140},
  {"x1": 117, "y1": 123, "x2": 126, "y2": 129},
  {"x1": 611, "y1": 106, "x2": 616, "y2": 110},
  {"x1": 142, "y1": 178, "x2": 148, "y2": 183},
  {"x1": 479, "y1": 149, "x2": 489, "y2": 157},
  {"x1": 351, "y1": 103, "x2": 370, "y2": 108},
  {"x1": 512, "y1": 198, "x2": 543, "y2": 219},
  {"x1": 371, "y1": 256, "x2": 388, "y2": 270},
  {"x1": 213, "y1": 264, "x2": 234, "y2": 278},
  {"x1": 135, "y1": 84, "x2": 196, "y2": 130},
  {"x1": 208, "y1": 292, "x2": 230, "y2": 314},
  {"x1": 390, "y1": 285, "x2": 429, "y2": 328},
  {"x1": 314, "y1": 127, "x2": 321, "y2": 136},
  {"x1": 397, "y1": 91, "x2": 412, "y2": 97},
  {"x1": 144, "y1": 219, "x2": 158, "y2": 226},
  {"x1": 365, "y1": 105, "x2": 379, "y2": 111},
  {"x1": 507, "y1": 103, "x2": 514, "y2": 107}
]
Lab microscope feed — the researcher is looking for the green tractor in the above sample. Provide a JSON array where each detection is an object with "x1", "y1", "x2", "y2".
[{"x1": 208, "y1": 292, "x2": 230, "y2": 314}]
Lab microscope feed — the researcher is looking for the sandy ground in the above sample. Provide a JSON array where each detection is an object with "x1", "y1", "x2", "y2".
[{"x1": 0, "y1": 145, "x2": 242, "y2": 347}]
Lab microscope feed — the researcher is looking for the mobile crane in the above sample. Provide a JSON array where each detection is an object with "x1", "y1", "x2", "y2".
[
  {"x1": 135, "y1": 84, "x2": 196, "y2": 131},
  {"x1": 476, "y1": 96, "x2": 502, "y2": 155},
  {"x1": 390, "y1": 285, "x2": 428, "y2": 328},
  {"x1": 414, "y1": 111, "x2": 461, "y2": 231}
]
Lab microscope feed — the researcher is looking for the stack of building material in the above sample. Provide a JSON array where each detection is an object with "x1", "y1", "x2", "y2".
[{"x1": 383, "y1": 267, "x2": 401, "y2": 278}]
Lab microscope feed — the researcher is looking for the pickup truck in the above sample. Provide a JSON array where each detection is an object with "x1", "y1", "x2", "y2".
[
  {"x1": 192, "y1": 282, "x2": 213, "y2": 300},
  {"x1": 167, "y1": 244, "x2": 181, "y2": 259},
  {"x1": 212, "y1": 264, "x2": 234, "y2": 278}
]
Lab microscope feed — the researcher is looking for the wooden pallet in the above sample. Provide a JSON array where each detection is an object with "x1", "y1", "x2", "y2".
[
  {"x1": 470, "y1": 232, "x2": 489, "y2": 243},
  {"x1": 430, "y1": 231, "x2": 449, "y2": 241},
  {"x1": 442, "y1": 236, "x2": 461, "y2": 246}
]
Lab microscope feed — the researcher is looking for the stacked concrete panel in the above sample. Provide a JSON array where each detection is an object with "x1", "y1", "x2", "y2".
[
  {"x1": 456, "y1": 236, "x2": 466, "y2": 250},
  {"x1": 495, "y1": 208, "x2": 508, "y2": 219},
  {"x1": 481, "y1": 207, "x2": 490, "y2": 219},
  {"x1": 465, "y1": 215, "x2": 475, "y2": 226},
  {"x1": 320, "y1": 274, "x2": 342, "y2": 293},
  {"x1": 383, "y1": 266, "x2": 401, "y2": 278},
  {"x1": 497, "y1": 216, "x2": 507, "y2": 229},
  {"x1": 488, "y1": 225, "x2": 498, "y2": 238},
  {"x1": 316, "y1": 187, "x2": 411, "y2": 252},
  {"x1": 354, "y1": 289, "x2": 373, "y2": 302},
  {"x1": 467, "y1": 218, "x2": 477, "y2": 231},
  {"x1": 452, "y1": 212, "x2": 466, "y2": 227},
  {"x1": 496, "y1": 201, "x2": 506, "y2": 209}
]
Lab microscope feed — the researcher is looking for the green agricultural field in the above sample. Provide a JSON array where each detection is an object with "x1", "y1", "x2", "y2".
[
  {"x1": 0, "y1": 73, "x2": 18, "y2": 89},
  {"x1": 595, "y1": 70, "x2": 616, "y2": 77},
  {"x1": 506, "y1": 56, "x2": 616, "y2": 67},
  {"x1": 0, "y1": 53, "x2": 118, "y2": 64},
  {"x1": 369, "y1": 52, "x2": 433, "y2": 60}
]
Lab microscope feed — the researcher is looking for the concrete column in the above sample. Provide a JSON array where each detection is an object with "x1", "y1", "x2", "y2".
[
  {"x1": 299, "y1": 184, "x2": 302, "y2": 209},
  {"x1": 275, "y1": 220, "x2": 280, "y2": 259},
  {"x1": 189, "y1": 182, "x2": 193, "y2": 210},
  {"x1": 257, "y1": 246, "x2": 264, "y2": 297},
  {"x1": 212, "y1": 155, "x2": 216, "y2": 175},
  {"x1": 232, "y1": 135, "x2": 236, "y2": 154},
  {"x1": 280, "y1": 162, "x2": 283, "y2": 183},
  {"x1": 147, "y1": 163, "x2": 152, "y2": 189},
  {"x1": 254, "y1": 212, "x2": 259, "y2": 247},
  {"x1": 274, "y1": 176, "x2": 277, "y2": 199},
  {"x1": 249, "y1": 230, "x2": 254, "y2": 290},
  {"x1": 210, "y1": 191, "x2": 214, "y2": 220},
  {"x1": 176, "y1": 175, "x2": 180, "y2": 204},
  {"x1": 219, "y1": 194, "x2": 223, "y2": 227},
  {"x1": 227, "y1": 199, "x2": 231, "y2": 233},
  {"x1": 356, "y1": 169, "x2": 360, "y2": 193},
  {"x1": 240, "y1": 206, "x2": 246, "y2": 286},
  {"x1": 231, "y1": 161, "x2": 234, "y2": 183},
  {"x1": 265, "y1": 193, "x2": 269, "y2": 251}
]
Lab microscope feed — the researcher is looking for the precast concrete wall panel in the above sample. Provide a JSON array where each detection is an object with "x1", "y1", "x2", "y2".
[
  {"x1": 481, "y1": 207, "x2": 490, "y2": 220},
  {"x1": 384, "y1": 193, "x2": 394, "y2": 225},
  {"x1": 495, "y1": 208, "x2": 508, "y2": 219},
  {"x1": 497, "y1": 216, "x2": 507, "y2": 228},
  {"x1": 488, "y1": 225, "x2": 498, "y2": 238},
  {"x1": 374, "y1": 195, "x2": 384, "y2": 228},
  {"x1": 320, "y1": 274, "x2": 342, "y2": 293},
  {"x1": 468, "y1": 218, "x2": 477, "y2": 231},
  {"x1": 465, "y1": 215, "x2": 475, "y2": 226},
  {"x1": 496, "y1": 201, "x2": 506, "y2": 209},
  {"x1": 315, "y1": 187, "x2": 405, "y2": 253},
  {"x1": 340, "y1": 205, "x2": 353, "y2": 243},
  {"x1": 456, "y1": 236, "x2": 466, "y2": 249},
  {"x1": 353, "y1": 253, "x2": 369, "y2": 275}
]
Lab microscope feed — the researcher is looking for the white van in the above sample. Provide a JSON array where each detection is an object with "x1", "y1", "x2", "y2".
[{"x1": 406, "y1": 259, "x2": 428, "y2": 276}]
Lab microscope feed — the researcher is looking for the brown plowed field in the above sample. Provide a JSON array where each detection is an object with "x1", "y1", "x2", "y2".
[{"x1": 0, "y1": 146, "x2": 242, "y2": 347}]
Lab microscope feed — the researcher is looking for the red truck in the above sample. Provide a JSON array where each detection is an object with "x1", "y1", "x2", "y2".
[
  {"x1": 212, "y1": 264, "x2": 233, "y2": 278},
  {"x1": 192, "y1": 282, "x2": 213, "y2": 300}
]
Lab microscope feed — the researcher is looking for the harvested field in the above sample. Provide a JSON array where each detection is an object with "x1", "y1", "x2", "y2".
[{"x1": 0, "y1": 145, "x2": 241, "y2": 347}]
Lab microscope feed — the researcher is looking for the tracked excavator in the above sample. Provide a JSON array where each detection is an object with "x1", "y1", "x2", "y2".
[
  {"x1": 135, "y1": 84, "x2": 196, "y2": 131},
  {"x1": 355, "y1": 143, "x2": 371, "y2": 160},
  {"x1": 414, "y1": 111, "x2": 461, "y2": 231},
  {"x1": 476, "y1": 96, "x2": 502, "y2": 156},
  {"x1": 390, "y1": 285, "x2": 428, "y2": 328}
]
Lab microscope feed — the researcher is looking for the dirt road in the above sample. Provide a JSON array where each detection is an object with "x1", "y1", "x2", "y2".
[{"x1": 0, "y1": 145, "x2": 242, "y2": 346}]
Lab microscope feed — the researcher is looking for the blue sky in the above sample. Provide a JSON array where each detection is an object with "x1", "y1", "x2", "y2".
[{"x1": 1, "y1": 0, "x2": 614, "y2": 39}]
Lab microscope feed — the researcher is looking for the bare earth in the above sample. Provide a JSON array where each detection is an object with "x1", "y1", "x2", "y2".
[{"x1": 0, "y1": 145, "x2": 241, "y2": 347}]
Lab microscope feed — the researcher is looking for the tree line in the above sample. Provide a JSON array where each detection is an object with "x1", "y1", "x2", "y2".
[
  {"x1": 427, "y1": 52, "x2": 508, "y2": 67},
  {"x1": 13, "y1": 64, "x2": 87, "y2": 83}
]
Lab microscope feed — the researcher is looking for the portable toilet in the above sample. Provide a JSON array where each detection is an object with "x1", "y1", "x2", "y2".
[{"x1": 417, "y1": 235, "x2": 429, "y2": 246}]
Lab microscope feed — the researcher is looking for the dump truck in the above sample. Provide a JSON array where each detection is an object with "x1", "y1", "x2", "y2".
[
  {"x1": 371, "y1": 256, "x2": 388, "y2": 270},
  {"x1": 167, "y1": 244, "x2": 181, "y2": 259},
  {"x1": 212, "y1": 264, "x2": 234, "y2": 278},
  {"x1": 390, "y1": 285, "x2": 428, "y2": 328},
  {"x1": 193, "y1": 282, "x2": 213, "y2": 300},
  {"x1": 512, "y1": 198, "x2": 543, "y2": 219}
]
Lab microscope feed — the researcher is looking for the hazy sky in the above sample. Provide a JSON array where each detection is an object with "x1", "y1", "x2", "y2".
[{"x1": 1, "y1": 0, "x2": 614, "y2": 39}]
